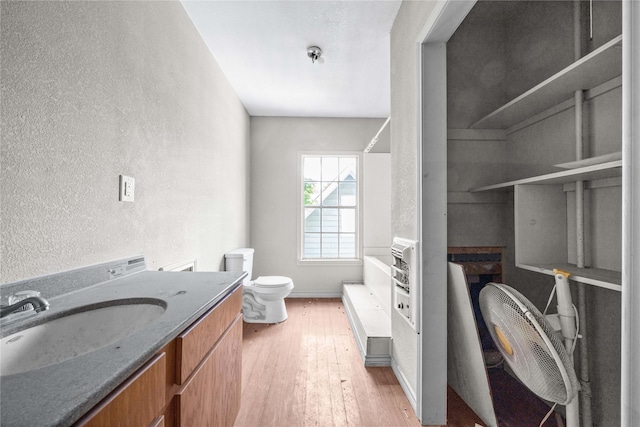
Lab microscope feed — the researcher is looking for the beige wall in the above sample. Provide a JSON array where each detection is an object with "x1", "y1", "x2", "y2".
[
  {"x1": 249, "y1": 117, "x2": 385, "y2": 297},
  {"x1": 1, "y1": 1, "x2": 250, "y2": 283}
]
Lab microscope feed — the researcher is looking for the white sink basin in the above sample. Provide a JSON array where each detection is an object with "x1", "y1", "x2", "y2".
[{"x1": 0, "y1": 299, "x2": 166, "y2": 376}]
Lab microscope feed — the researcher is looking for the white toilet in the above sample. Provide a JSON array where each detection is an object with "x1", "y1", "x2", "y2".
[{"x1": 225, "y1": 248, "x2": 294, "y2": 324}]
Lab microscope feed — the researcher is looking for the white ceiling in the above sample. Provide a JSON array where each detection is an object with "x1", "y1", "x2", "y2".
[{"x1": 181, "y1": 1, "x2": 401, "y2": 118}]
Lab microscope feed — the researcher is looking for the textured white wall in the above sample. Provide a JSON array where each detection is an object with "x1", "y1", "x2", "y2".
[
  {"x1": 1, "y1": 1, "x2": 250, "y2": 283},
  {"x1": 363, "y1": 153, "x2": 391, "y2": 250},
  {"x1": 389, "y1": 0, "x2": 440, "y2": 403},
  {"x1": 249, "y1": 117, "x2": 385, "y2": 296}
]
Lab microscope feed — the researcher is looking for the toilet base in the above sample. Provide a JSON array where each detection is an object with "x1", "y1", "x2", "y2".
[{"x1": 242, "y1": 293, "x2": 289, "y2": 324}]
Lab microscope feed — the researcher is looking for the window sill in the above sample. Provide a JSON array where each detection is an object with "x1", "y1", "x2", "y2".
[{"x1": 297, "y1": 259, "x2": 363, "y2": 267}]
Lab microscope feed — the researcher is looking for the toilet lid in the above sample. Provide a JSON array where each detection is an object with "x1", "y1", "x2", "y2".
[{"x1": 254, "y1": 276, "x2": 292, "y2": 288}]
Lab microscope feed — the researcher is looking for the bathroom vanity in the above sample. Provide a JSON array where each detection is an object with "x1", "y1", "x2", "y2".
[{"x1": 0, "y1": 258, "x2": 244, "y2": 427}]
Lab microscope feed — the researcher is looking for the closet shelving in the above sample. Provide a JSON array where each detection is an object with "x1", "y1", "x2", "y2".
[
  {"x1": 470, "y1": 35, "x2": 622, "y2": 130},
  {"x1": 469, "y1": 34, "x2": 623, "y2": 292},
  {"x1": 470, "y1": 160, "x2": 622, "y2": 192}
]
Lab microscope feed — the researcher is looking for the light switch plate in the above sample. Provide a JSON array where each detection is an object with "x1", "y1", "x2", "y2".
[{"x1": 119, "y1": 175, "x2": 135, "y2": 202}]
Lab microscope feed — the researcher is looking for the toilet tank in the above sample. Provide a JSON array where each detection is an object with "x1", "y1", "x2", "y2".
[{"x1": 225, "y1": 248, "x2": 254, "y2": 285}]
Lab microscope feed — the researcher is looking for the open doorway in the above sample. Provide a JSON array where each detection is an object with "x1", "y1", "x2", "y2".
[{"x1": 442, "y1": 1, "x2": 623, "y2": 426}]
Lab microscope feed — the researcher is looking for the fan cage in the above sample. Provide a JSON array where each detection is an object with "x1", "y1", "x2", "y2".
[{"x1": 479, "y1": 282, "x2": 579, "y2": 405}]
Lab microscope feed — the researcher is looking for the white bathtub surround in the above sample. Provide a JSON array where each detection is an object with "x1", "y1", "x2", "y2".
[
  {"x1": 363, "y1": 253, "x2": 393, "y2": 316},
  {"x1": 342, "y1": 149, "x2": 393, "y2": 366},
  {"x1": 342, "y1": 255, "x2": 392, "y2": 366}
]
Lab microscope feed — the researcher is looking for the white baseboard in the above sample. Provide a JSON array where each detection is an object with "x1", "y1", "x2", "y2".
[
  {"x1": 364, "y1": 353, "x2": 392, "y2": 367},
  {"x1": 288, "y1": 292, "x2": 342, "y2": 298},
  {"x1": 391, "y1": 357, "x2": 417, "y2": 415}
]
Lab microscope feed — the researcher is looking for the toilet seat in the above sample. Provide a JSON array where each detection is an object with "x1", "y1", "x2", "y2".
[{"x1": 253, "y1": 276, "x2": 292, "y2": 288}]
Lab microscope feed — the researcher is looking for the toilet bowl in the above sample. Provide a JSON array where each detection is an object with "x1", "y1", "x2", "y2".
[
  {"x1": 242, "y1": 276, "x2": 294, "y2": 323},
  {"x1": 224, "y1": 249, "x2": 294, "y2": 324}
]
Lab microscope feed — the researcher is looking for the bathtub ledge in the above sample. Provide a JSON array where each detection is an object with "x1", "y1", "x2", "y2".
[{"x1": 342, "y1": 283, "x2": 391, "y2": 367}]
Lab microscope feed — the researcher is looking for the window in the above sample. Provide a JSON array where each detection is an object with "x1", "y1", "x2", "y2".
[{"x1": 301, "y1": 154, "x2": 359, "y2": 260}]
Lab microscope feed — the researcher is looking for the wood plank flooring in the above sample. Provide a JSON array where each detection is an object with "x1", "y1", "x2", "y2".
[{"x1": 234, "y1": 298, "x2": 484, "y2": 427}]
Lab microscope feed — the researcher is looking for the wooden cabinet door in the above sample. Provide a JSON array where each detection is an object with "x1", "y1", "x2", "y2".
[
  {"x1": 177, "y1": 316, "x2": 242, "y2": 427},
  {"x1": 176, "y1": 287, "x2": 242, "y2": 384}
]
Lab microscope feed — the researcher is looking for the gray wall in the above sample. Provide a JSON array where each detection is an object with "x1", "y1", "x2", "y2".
[
  {"x1": 249, "y1": 117, "x2": 385, "y2": 297},
  {"x1": 1, "y1": 1, "x2": 250, "y2": 283}
]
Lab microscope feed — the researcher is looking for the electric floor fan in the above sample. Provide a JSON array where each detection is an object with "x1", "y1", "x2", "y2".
[{"x1": 479, "y1": 269, "x2": 580, "y2": 427}]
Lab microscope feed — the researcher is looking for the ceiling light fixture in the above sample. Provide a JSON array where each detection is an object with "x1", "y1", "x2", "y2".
[{"x1": 307, "y1": 46, "x2": 322, "y2": 64}]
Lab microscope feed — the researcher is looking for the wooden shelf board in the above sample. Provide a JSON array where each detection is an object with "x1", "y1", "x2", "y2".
[
  {"x1": 471, "y1": 35, "x2": 622, "y2": 130},
  {"x1": 517, "y1": 262, "x2": 621, "y2": 291},
  {"x1": 470, "y1": 160, "x2": 622, "y2": 192}
]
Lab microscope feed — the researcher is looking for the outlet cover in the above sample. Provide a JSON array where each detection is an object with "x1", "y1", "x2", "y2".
[{"x1": 119, "y1": 175, "x2": 135, "y2": 202}]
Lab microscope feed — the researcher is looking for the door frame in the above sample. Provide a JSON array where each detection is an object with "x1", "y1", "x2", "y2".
[
  {"x1": 415, "y1": 1, "x2": 476, "y2": 424},
  {"x1": 621, "y1": 1, "x2": 640, "y2": 425},
  {"x1": 415, "y1": 0, "x2": 640, "y2": 424}
]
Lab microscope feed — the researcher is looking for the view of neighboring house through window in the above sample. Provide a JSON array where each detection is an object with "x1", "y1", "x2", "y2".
[{"x1": 302, "y1": 155, "x2": 358, "y2": 259}]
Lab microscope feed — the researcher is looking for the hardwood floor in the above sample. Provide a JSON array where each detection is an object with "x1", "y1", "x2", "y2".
[{"x1": 234, "y1": 298, "x2": 484, "y2": 427}]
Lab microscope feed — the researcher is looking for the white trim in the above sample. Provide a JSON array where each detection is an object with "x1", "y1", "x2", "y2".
[
  {"x1": 417, "y1": 0, "x2": 476, "y2": 44},
  {"x1": 364, "y1": 116, "x2": 391, "y2": 153},
  {"x1": 287, "y1": 292, "x2": 342, "y2": 298},
  {"x1": 392, "y1": 357, "x2": 418, "y2": 415},
  {"x1": 364, "y1": 354, "x2": 392, "y2": 367},
  {"x1": 415, "y1": 1, "x2": 476, "y2": 424},
  {"x1": 621, "y1": 1, "x2": 640, "y2": 424},
  {"x1": 417, "y1": 40, "x2": 449, "y2": 426},
  {"x1": 158, "y1": 258, "x2": 197, "y2": 272},
  {"x1": 297, "y1": 259, "x2": 362, "y2": 267}
]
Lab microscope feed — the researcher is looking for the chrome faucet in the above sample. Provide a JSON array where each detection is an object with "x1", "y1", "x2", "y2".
[{"x1": 0, "y1": 296, "x2": 50, "y2": 318}]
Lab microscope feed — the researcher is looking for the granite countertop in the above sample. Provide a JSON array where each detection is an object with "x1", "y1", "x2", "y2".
[{"x1": 0, "y1": 269, "x2": 245, "y2": 426}]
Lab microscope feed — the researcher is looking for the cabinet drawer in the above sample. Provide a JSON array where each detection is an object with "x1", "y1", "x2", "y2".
[
  {"x1": 176, "y1": 316, "x2": 242, "y2": 427},
  {"x1": 76, "y1": 352, "x2": 166, "y2": 427},
  {"x1": 175, "y1": 287, "x2": 242, "y2": 384}
]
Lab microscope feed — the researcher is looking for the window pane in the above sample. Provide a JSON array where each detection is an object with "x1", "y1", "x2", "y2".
[
  {"x1": 321, "y1": 157, "x2": 339, "y2": 182},
  {"x1": 304, "y1": 157, "x2": 321, "y2": 181},
  {"x1": 301, "y1": 155, "x2": 358, "y2": 261},
  {"x1": 340, "y1": 157, "x2": 357, "y2": 180},
  {"x1": 304, "y1": 182, "x2": 321, "y2": 206},
  {"x1": 304, "y1": 233, "x2": 321, "y2": 258},
  {"x1": 322, "y1": 233, "x2": 339, "y2": 258},
  {"x1": 304, "y1": 208, "x2": 321, "y2": 232},
  {"x1": 322, "y1": 208, "x2": 339, "y2": 232},
  {"x1": 339, "y1": 208, "x2": 355, "y2": 232},
  {"x1": 339, "y1": 234, "x2": 356, "y2": 258},
  {"x1": 322, "y1": 182, "x2": 339, "y2": 206},
  {"x1": 338, "y1": 182, "x2": 356, "y2": 206}
]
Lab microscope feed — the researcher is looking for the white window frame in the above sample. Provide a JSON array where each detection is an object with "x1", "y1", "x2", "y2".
[{"x1": 297, "y1": 152, "x2": 363, "y2": 265}]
